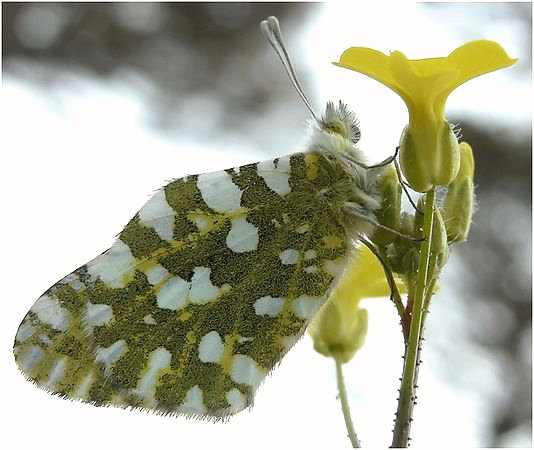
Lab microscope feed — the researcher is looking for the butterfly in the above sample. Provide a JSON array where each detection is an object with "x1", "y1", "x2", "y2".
[{"x1": 13, "y1": 16, "x2": 386, "y2": 421}]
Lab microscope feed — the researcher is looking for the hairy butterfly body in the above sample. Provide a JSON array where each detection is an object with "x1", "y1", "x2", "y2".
[{"x1": 14, "y1": 17, "x2": 384, "y2": 421}]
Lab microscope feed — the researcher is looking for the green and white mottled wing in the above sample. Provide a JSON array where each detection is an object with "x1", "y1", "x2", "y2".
[{"x1": 14, "y1": 149, "x2": 372, "y2": 419}]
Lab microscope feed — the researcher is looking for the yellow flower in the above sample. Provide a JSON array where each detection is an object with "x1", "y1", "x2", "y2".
[
  {"x1": 335, "y1": 40, "x2": 516, "y2": 192},
  {"x1": 309, "y1": 245, "x2": 405, "y2": 364}
]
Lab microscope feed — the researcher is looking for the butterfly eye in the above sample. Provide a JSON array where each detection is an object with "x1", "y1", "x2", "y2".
[
  {"x1": 350, "y1": 123, "x2": 362, "y2": 144},
  {"x1": 323, "y1": 118, "x2": 349, "y2": 139}
]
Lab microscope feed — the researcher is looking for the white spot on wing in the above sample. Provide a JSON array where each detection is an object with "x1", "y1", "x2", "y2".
[
  {"x1": 143, "y1": 314, "x2": 157, "y2": 325},
  {"x1": 39, "y1": 334, "x2": 51, "y2": 346},
  {"x1": 198, "y1": 331, "x2": 224, "y2": 363},
  {"x1": 292, "y1": 296, "x2": 322, "y2": 320},
  {"x1": 18, "y1": 345, "x2": 43, "y2": 374},
  {"x1": 69, "y1": 279, "x2": 85, "y2": 291},
  {"x1": 73, "y1": 372, "x2": 94, "y2": 399},
  {"x1": 31, "y1": 295, "x2": 70, "y2": 331},
  {"x1": 197, "y1": 171, "x2": 242, "y2": 212},
  {"x1": 156, "y1": 276, "x2": 189, "y2": 310},
  {"x1": 45, "y1": 357, "x2": 67, "y2": 389},
  {"x1": 145, "y1": 264, "x2": 170, "y2": 285},
  {"x1": 324, "y1": 258, "x2": 345, "y2": 276},
  {"x1": 189, "y1": 267, "x2": 221, "y2": 304},
  {"x1": 304, "y1": 249, "x2": 317, "y2": 260},
  {"x1": 180, "y1": 385, "x2": 206, "y2": 414},
  {"x1": 87, "y1": 239, "x2": 136, "y2": 288},
  {"x1": 226, "y1": 388, "x2": 245, "y2": 412},
  {"x1": 60, "y1": 273, "x2": 78, "y2": 284},
  {"x1": 15, "y1": 320, "x2": 35, "y2": 342},
  {"x1": 254, "y1": 296, "x2": 284, "y2": 317},
  {"x1": 191, "y1": 215, "x2": 209, "y2": 232},
  {"x1": 281, "y1": 335, "x2": 298, "y2": 352},
  {"x1": 226, "y1": 217, "x2": 259, "y2": 253},
  {"x1": 279, "y1": 249, "x2": 299, "y2": 265},
  {"x1": 230, "y1": 355, "x2": 265, "y2": 388},
  {"x1": 95, "y1": 339, "x2": 127, "y2": 370},
  {"x1": 304, "y1": 266, "x2": 317, "y2": 274},
  {"x1": 138, "y1": 189, "x2": 175, "y2": 241},
  {"x1": 87, "y1": 303, "x2": 113, "y2": 327},
  {"x1": 60, "y1": 273, "x2": 85, "y2": 291},
  {"x1": 257, "y1": 156, "x2": 291, "y2": 196},
  {"x1": 133, "y1": 347, "x2": 171, "y2": 402}
]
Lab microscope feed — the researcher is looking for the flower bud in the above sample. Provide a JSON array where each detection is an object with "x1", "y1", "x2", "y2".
[
  {"x1": 399, "y1": 120, "x2": 460, "y2": 192},
  {"x1": 310, "y1": 301, "x2": 368, "y2": 364},
  {"x1": 372, "y1": 164, "x2": 402, "y2": 245},
  {"x1": 441, "y1": 142, "x2": 475, "y2": 243},
  {"x1": 387, "y1": 212, "x2": 416, "y2": 275},
  {"x1": 309, "y1": 246, "x2": 405, "y2": 363}
]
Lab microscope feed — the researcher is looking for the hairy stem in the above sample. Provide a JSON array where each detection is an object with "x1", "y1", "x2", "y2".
[
  {"x1": 408, "y1": 254, "x2": 440, "y2": 434},
  {"x1": 423, "y1": 254, "x2": 439, "y2": 314},
  {"x1": 335, "y1": 358, "x2": 361, "y2": 448},
  {"x1": 361, "y1": 239, "x2": 408, "y2": 340},
  {"x1": 391, "y1": 188, "x2": 435, "y2": 447}
]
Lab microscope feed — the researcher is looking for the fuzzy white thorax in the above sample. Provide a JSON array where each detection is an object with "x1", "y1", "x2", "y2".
[{"x1": 307, "y1": 125, "x2": 366, "y2": 163}]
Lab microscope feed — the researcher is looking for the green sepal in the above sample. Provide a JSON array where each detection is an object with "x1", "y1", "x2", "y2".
[
  {"x1": 372, "y1": 164, "x2": 402, "y2": 245},
  {"x1": 399, "y1": 120, "x2": 460, "y2": 192},
  {"x1": 442, "y1": 142, "x2": 475, "y2": 243}
]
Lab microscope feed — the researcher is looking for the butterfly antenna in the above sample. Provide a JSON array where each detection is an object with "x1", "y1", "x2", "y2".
[{"x1": 260, "y1": 16, "x2": 319, "y2": 122}]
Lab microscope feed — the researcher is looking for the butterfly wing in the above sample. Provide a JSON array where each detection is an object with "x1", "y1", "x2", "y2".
[{"x1": 14, "y1": 151, "x2": 355, "y2": 419}]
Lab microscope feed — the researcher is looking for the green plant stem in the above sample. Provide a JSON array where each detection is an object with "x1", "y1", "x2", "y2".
[
  {"x1": 409, "y1": 255, "x2": 439, "y2": 431},
  {"x1": 391, "y1": 188, "x2": 436, "y2": 448},
  {"x1": 335, "y1": 357, "x2": 361, "y2": 448},
  {"x1": 361, "y1": 239, "x2": 408, "y2": 340},
  {"x1": 423, "y1": 255, "x2": 439, "y2": 314}
]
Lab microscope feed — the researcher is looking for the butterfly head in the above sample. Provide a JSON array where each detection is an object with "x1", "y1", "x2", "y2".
[
  {"x1": 320, "y1": 101, "x2": 361, "y2": 144},
  {"x1": 308, "y1": 101, "x2": 365, "y2": 159}
]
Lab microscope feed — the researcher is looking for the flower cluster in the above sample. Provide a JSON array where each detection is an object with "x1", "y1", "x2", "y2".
[{"x1": 311, "y1": 40, "x2": 516, "y2": 365}]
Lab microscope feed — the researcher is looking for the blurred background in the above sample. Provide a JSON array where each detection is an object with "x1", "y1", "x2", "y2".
[{"x1": 2, "y1": 3, "x2": 531, "y2": 449}]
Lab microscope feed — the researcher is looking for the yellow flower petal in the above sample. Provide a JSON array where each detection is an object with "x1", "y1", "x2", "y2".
[
  {"x1": 336, "y1": 245, "x2": 403, "y2": 303},
  {"x1": 309, "y1": 246, "x2": 406, "y2": 363},
  {"x1": 388, "y1": 50, "x2": 458, "y2": 116},
  {"x1": 335, "y1": 47, "x2": 406, "y2": 99},
  {"x1": 435, "y1": 40, "x2": 518, "y2": 117},
  {"x1": 336, "y1": 40, "x2": 516, "y2": 111},
  {"x1": 335, "y1": 40, "x2": 516, "y2": 191}
]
